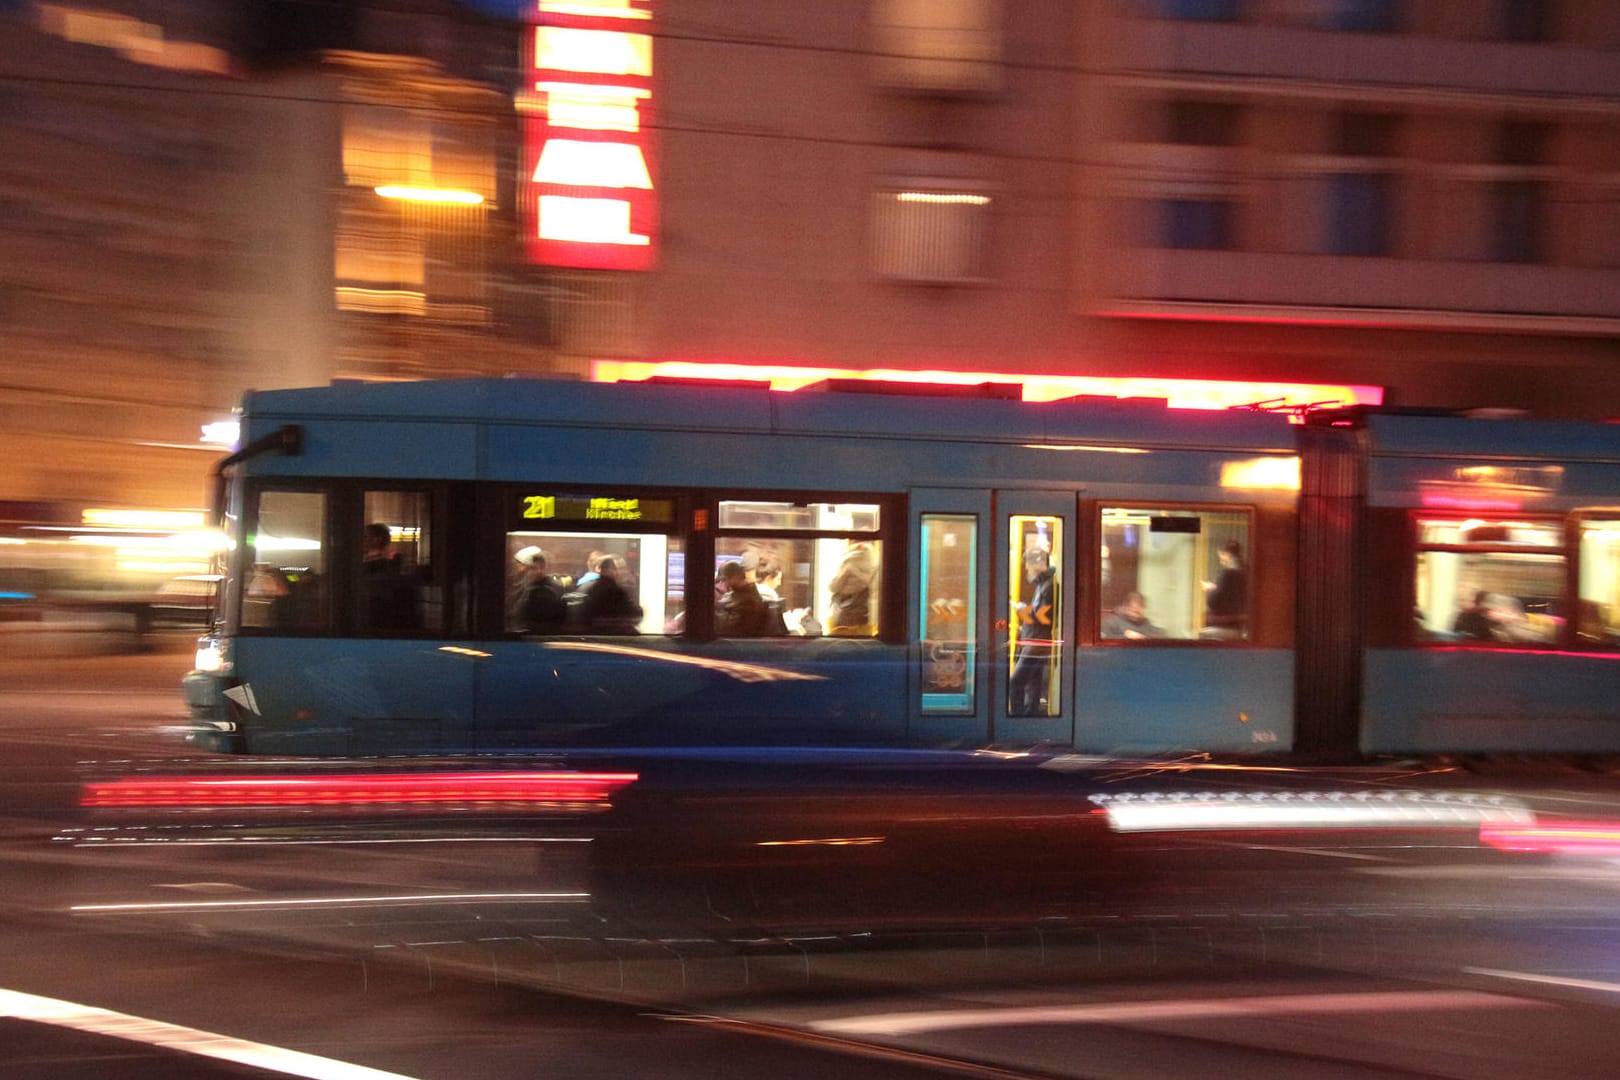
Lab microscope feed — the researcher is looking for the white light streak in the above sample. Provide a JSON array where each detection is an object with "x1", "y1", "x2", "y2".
[
  {"x1": 373, "y1": 186, "x2": 485, "y2": 205},
  {"x1": 0, "y1": 987, "x2": 422, "y2": 1080},
  {"x1": 1096, "y1": 791, "x2": 1534, "y2": 833},
  {"x1": 71, "y1": 891, "x2": 589, "y2": 913},
  {"x1": 1465, "y1": 968, "x2": 1620, "y2": 995},
  {"x1": 811, "y1": 990, "x2": 1547, "y2": 1037},
  {"x1": 82, "y1": 508, "x2": 206, "y2": 529},
  {"x1": 895, "y1": 192, "x2": 990, "y2": 205},
  {"x1": 544, "y1": 640, "x2": 827, "y2": 683}
]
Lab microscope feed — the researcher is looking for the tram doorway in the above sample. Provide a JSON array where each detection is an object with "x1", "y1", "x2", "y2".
[{"x1": 910, "y1": 489, "x2": 1075, "y2": 748}]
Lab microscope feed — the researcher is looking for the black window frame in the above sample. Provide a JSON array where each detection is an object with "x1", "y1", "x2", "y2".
[
  {"x1": 1093, "y1": 501, "x2": 1258, "y2": 646},
  {"x1": 237, "y1": 479, "x2": 334, "y2": 638},
  {"x1": 1408, "y1": 510, "x2": 1569, "y2": 648}
]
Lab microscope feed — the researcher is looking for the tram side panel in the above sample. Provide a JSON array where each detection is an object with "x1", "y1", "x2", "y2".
[
  {"x1": 1357, "y1": 415, "x2": 1620, "y2": 755},
  {"x1": 1073, "y1": 502, "x2": 1298, "y2": 755}
]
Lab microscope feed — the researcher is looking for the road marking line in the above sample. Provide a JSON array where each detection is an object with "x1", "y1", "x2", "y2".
[
  {"x1": 0, "y1": 987, "x2": 420, "y2": 1080},
  {"x1": 811, "y1": 990, "x2": 1550, "y2": 1037},
  {"x1": 71, "y1": 891, "x2": 588, "y2": 912},
  {"x1": 1465, "y1": 967, "x2": 1620, "y2": 995}
]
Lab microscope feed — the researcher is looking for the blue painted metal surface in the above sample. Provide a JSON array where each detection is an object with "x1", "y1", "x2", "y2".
[
  {"x1": 1074, "y1": 647, "x2": 1295, "y2": 755},
  {"x1": 1363, "y1": 648, "x2": 1620, "y2": 753}
]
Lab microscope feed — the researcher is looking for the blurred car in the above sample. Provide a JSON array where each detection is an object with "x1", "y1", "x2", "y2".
[{"x1": 150, "y1": 574, "x2": 220, "y2": 629}]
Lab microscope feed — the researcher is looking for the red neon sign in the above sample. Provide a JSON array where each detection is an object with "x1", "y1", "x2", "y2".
[{"x1": 520, "y1": 1, "x2": 657, "y2": 270}]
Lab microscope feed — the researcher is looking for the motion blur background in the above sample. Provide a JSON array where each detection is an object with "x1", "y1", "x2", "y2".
[{"x1": 2, "y1": 0, "x2": 1618, "y2": 615}]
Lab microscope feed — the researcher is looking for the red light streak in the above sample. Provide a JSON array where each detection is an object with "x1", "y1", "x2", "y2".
[
  {"x1": 1425, "y1": 646, "x2": 1620, "y2": 660},
  {"x1": 1480, "y1": 820, "x2": 1620, "y2": 855},
  {"x1": 80, "y1": 772, "x2": 639, "y2": 809},
  {"x1": 1418, "y1": 495, "x2": 1524, "y2": 512}
]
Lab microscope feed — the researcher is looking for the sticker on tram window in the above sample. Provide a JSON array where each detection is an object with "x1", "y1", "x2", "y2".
[{"x1": 518, "y1": 494, "x2": 674, "y2": 525}]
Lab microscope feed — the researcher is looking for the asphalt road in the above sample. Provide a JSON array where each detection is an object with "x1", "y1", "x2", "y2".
[{"x1": 6, "y1": 638, "x2": 1620, "y2": 1079}]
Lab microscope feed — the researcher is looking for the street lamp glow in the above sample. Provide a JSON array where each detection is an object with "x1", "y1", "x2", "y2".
[{"x1": 374, "y1": 186, "x2": 486, "y2": 206}]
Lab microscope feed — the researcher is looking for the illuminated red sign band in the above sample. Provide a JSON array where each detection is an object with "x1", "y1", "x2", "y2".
[{"x1": 521, "y1": 0, "x2": 657, "y2": 270}]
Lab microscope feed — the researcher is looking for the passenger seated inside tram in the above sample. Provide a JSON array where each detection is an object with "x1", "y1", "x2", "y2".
[
  {"x1": 1452, "y1": 590, "x2": 1496, "y2": 640},
  {"x1": 1101, "y1": 591, "x2": 1165, "y2": 640},
  {"x1": 715, "y1": 560, "x2": 772, "y2": 637}
]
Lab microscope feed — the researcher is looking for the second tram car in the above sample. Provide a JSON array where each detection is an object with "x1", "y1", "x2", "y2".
[{"x1": 181, "y1": 378, "x2": 1620, "y2": 760}]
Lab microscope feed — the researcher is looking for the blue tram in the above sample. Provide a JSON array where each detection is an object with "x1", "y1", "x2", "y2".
[{"x1": 180, "y1": 378, "x2": 1620, "y2": 759}]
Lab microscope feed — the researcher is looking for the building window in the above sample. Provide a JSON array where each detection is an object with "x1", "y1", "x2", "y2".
[
  {"x1": 337, "y1": 105, "x2": 493, "y2": 322},
  {"x1": 1491, "y1": 179, "x2": 1545, "y2": 263},
  {"x1": 1160, "y1": 198, "x2": 1235, "y2": 250},
  {"x1": 1413, "y1": 516, "x2": 1564, "y2": 644},
  {"x1": 1496, "y1": 120, "x2": 1550, "y2": 165},
  {"x1": 1323, "y1": 112, "x2": 1399, "y2": 257},
  {"x1": 1328, "y1": 173, "x2": 1394, "y2": 256},
  {"x1": 1500, "y1": 0, "x2": 1552, "y2": 43},
  {"x1": 1100, "y1": 508, "x2": 1252, "y2": 641},
  {"x1": 715, "y1": 500, "x2": 884, "y2": 639},
  {"x1": 1167, "y1": 100, "x2": 1242, "y2": 147},
  {"x1": 871, "y1": 189, "x2": 992, "y2": 281},
  {"x1": 1336, "y1": 112, "x2": 1399, "y2": 158},
  {"x1": 1331, "y1": 0, "x2": 1400, "y2": 32},
  {"x1": 871, "y1": 0, "x2": 1001, "y2": 94},
  {"x1": 1164, "y1": 0, "x2": 1243, "y2": 20}
]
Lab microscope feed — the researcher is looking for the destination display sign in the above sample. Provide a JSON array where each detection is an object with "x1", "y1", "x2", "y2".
[{"x1": 518, "y1": 494, "x2": 674, "y2": 525}]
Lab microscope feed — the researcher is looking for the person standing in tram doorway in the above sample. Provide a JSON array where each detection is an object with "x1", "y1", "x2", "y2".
[
  {"x1": 361, "y1": 522, "x2": 416, "y2": 631},
  {"x1": 1202, "y1": 539, "x2": 1248, "y2": 639},
  {"x1": 827, "y1": 540, "x2": 878, "y2": 636},
  {"x1": 1009, "y1": 546, "x2": 1058, "y2": 716}
]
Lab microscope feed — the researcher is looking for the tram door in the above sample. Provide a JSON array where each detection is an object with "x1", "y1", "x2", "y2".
[
  {"x1": 994, "y1": 492, "x2": 1073, "y2": 747},
  {"x1": 909, "y1": 489, "x2": 1073, "y2": 747}
]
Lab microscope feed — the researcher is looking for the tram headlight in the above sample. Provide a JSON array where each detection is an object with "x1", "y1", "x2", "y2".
[{"x1": 193, "y1": 635, "x2": 233, "y2": 675}]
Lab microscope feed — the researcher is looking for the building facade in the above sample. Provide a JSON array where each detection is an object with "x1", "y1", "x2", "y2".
[
  {"x1": 598, "y1": 0, "x2": 1620, "y2": 415},
  {"x1": 2, "y1": 0, "x2": 1619, "y2": 595}
]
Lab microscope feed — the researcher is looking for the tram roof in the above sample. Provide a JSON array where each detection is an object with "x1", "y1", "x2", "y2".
[
  {"x1": 244, "y1": 377, "x2": 1299, "y2": 452},
  {"x1": 1360, "y1": 410, "x2": 1620, "y2": 462}
]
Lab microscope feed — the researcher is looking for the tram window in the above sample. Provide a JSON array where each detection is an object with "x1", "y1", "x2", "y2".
[
  {"x1": 505, "y1": 530, "x2": 683, "y2": 635},
  {"x1": 1413, "y1": 516, "x2": 1564, "y2": 644},
  {"x1": 245, "y1": 490, "x2": 327, "y2": 632},
  {"x1": 1099, "y1": 508, "x2": 1250, "y2": 641},
  {"x1": 716, "y1": 501, "x2": 883, "y2": 638},
  {"x1": 359, "y1": 491, "x2": 438, "y2": 635},
  {"x1": 920, "y1": 514, "x2": 976, "y2": 712},
  {"x1": 1577, "y1": 518, "x2": 1620, "y2": 648},
  {"x1": 1008, "y1": 515, "x2": 1062, "y2": 717}
]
